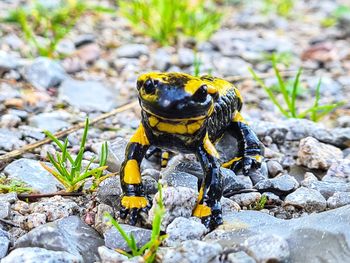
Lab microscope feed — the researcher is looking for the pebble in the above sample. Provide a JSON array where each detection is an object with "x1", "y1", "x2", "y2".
[
  {"x1": 0, "y1": 114, "x2": 21, "y2": 128},
  {"x1": 225, "y1": 251, "x2": 256, "y2": 263},
  {"x1": 284, "y1": 187, "x2": 327, "y2": 212},
  {"x1": 28, "y1": 111, "x2": 71, "y2": 133},
  {"x1": 266, "y1": 160, "x2": 283, "y2": 178},
  {"x1": 165, "y1": 217, "x2": 207, "y2": 246},
  {"x1": 177, "y1": 48, "x2": 195, "y2": 67},
  {"x1": 4, "y1": 158, "x2": 63, "y2": 193},
  {"x1": 0, "y1": 201, "x2": 11, "y2": 219},
  {"x1": 96, "y1": 176, "x2": 122, "y2": 209},
  {"x1": 297, "y1": 137, "x2": 343, "y2": 170},
  {"x1": 22, "y1": 57, "x2": 67, "y2": 90},
  {"x1": 0, "y1": 192, "x2": 18, "y2": 203},
  {"x1": 1, "y1": 247, "x2": 83, "y2": 263},
  {"x1": 221, "y1": 197, "x2": 241, "y2": 214},
  {"x1": 163, "y1": 171, "x2": 198, "y2": 191},
  {"x1": 302, "y1": 180, "x2": 350, "y2": 199},
  {"x1": 222, "y1": 168, "x2": 253, "y2": 196},
  {"x1": 104, "y1": 224, "x2": 152, "y2": 251},
  {"x1": 327, "y1": 192, "x2": 350, "y2": 209},
  {"x1": 148, "y1": 186, "x2": 197, "y2": 230},
  {"x1": 98, "y1": 246, "x2": 128, "y2": 263},
  {"x1": 0, "y1": 128, "x2": 25, "y2": 151},
  {"x1": 15, "y1": 216, "x2": 104, "y2": 263},
  {"x1": 230, "y1": 192, "x2": 261, "y2": 207},
  {"x1": 0, "y1": 51, "x2": 19, "y2": 75},
  {"x1": 243, "y1": 234, "x2": 290, "y2": 263},
  {"x1": 18, "y1": 213, "x2": 47, "y2": 231},
  {"x1": 95, "y1": 204, "x2": 114, "y2": 234},
  {"x1": 143, "y1": 175, "x2": 158, "y2": 195},
  {"x1": 254, "y1": 174, "x2": 299, "y2": 196},
  {"x1": 322, "y1": 159, "x2": 350, "y2": 183},
  {"x1": 162, "y1": 240, "x2": 222, "y2": 263},
  {"x1": 153, "y1": 48, "x2": 172, "y2": 71},
  {"x1": 0, "y1": 229, "x2": 10, "y2": 259},
  {"x1": 115, "y1": 44, "x2": 149, "y2": 58},
  {"x1": 58, "y1": 78, "x2": 119, "y2": 112}
]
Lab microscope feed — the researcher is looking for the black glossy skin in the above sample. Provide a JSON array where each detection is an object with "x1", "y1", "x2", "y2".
[{"x1": 119, "y1": 72, "x2": 263, "y2": 230}]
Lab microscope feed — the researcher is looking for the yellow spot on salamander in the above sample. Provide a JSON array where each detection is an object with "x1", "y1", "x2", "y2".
[
  {"x1": 148, "y1": 116, "x2": 159, "y2": 127},
  {"x1": 123, "y1": 160, "x2": 141, "y2": 184},
  {"x1": 203, "y1": 133, "x2": 219, "y2": 158},
  {"x1": 233, "y1": 112, "x2": 248, "y2": 124},
  {"x1": 193, "y1": 204, "x2": 211, "y2": 217},
  {"x1": 121, "y1": 196, "x2": 148, "y2": 209},
  {"x1": 222, "y1": 156, "x2": 242, "y2": 168},
  {"x1": 253, "y1": 155, "x2": 263, "y2": 163},
  {"x1": 130, "y1": 124, "x2": 150, "y2": 145},
  {"x1": 153, "y1": 118, "x2": 204, "y2": 135}
]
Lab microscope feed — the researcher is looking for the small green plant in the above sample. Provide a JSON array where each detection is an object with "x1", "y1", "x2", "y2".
[
  {"x1": 105, "y1": 183, "x2": 166, "y2": 262},
  {"x1": 321, "y1": 5, "x2": 350, "y2": 28},
  {"x1": 262, "y1": 51, "x2": 294, "y2": 68},
  {"x1": 248, "y1": 58, "x2": 344, "y2": 122},
  {"x1": 40, "y1": 118, "x2": 110, "y2": 192},
  {"x1": 0, "y1": 177, "x2": 32, "y2": 194},
  {"x1": 250, "y1": 195, "x2": 267, "y2": 210},
  {"x1": 193, "y1": 54, "x2": 202, "y2": 77},
  {"x1": 261, "y1": 0, "x2": 294, "y2": 18},
  {"x1": 119, "y1": 0, "x2": 222, "y2": 46},
  {"x1": 4, "y1": 0, "x2": 112, "y2": 57}
]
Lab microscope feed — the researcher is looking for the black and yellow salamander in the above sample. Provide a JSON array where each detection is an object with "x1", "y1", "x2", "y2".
[{"x1": 119, "y1": 72, "x2": 263, "y2": 230}]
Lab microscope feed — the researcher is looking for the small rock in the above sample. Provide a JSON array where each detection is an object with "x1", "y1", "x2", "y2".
[
  {"x1": 0, "y1": 128, "x2": 25, "y2": 151},
  {"x1": 262, "y1": 192, "x2": 282, "y2": 205},
  {"x1": 142, "y1": 168, "x2": 161, "y2": 181},
  {"x1": 0, "y1": 51, "x2": 19, "y2": 75},
  {"x1": 0, "y1": 192, "x2": 17, "y2": 203},
  {"x1": 95, "y1": 204, "x2": 114, "y2": 234},
  {"x1": 0, "y1": 201, "x2": 11, "y2": 219},
  {"x1": 230, "y1": 192, "x2": 261, "y2": 207},
  {"x1": 323, "y1": 159, "x2": 350, "y2": 183},
  {"x1": 15, "y1": 216, "x2": 104, "y2": 263},
  {"x1": 96, "y1": 176, "x2": 122, "y2": 208},
  {"x1": 115, "y1": 44, "x2": 149, "y2": 58},
  {"x1": 163, "y1": 171, "x2": 198, "y2": 191},
  {"x1": 162, "y1": 240, "x2": 222, "y2": 263},
  {"x1": 22, "y1": 57, "x2": 67, "y2": 90},
  {"x1": 284, "y1": 187, "x2": 327, "y2": 212},
  {"x1": 0, "y1": 229, "x2": 10, "y2": 259},
  {"x1": 327, "y1": 192, "x2": 350, "y2": 209},
  {"x1": 213, "y1": 57, "x2": 250, "y2": 76},
  {"x1": 0, "y1": 114, "x2": 21, "y2": 128},
  {"x1": 18, "y1": 213, "x2": 47, "y2": 231},
  {"x1": 103, "y1": 138, "x2": 128, "y2": 172},
  {"x1": 297, "y1": 137, "x2": 343, "y2": 170},
  {"x1": 303, "y1": 180, "x2": 350, "y2": 199},
  {"x1": 58, "y1": 79, "x2": 118, "y2": 112},
  {"x1": 28, "y1": 111, "x2": 71, "y2": 133},
  {"x1": 104, "y1": 224, "x2": 152, "y2": 251},
  {"x1": 221, "y1": 197, "x2": 241, "y2": 213},
  {"x1": 1, "y1": 247, "x2": 83, "y2": 263},
  {"x1": 153, "y1": 48, "x2": 172, "y2": 71},
  {"x1": 177, "y1": 48, "x2": 194, "y2": 67},
  {"x1": 243, "y1": 234, "x2": 290, "y2": 263},
  {"x1": 301, "y1": 172, "x2": 319, "y2": 185},
  {"x1": 225, "y1": 251, "x2": 256, "y2": 263},
  {"x1": 267, "y1": 160, "x2": 283, "y2": 178},
  {"x1": 254, "y1": 174, "x2": 299, "y2": 196},
  {"x1": 143, "y1": 175, "x2": 158, "y2": 195},
  {"x1": 30, "y1": 196, "x2": 80, "y2": 221},
  {"x1": 98, "y1": 246, "x2": 128, "y2": 263},
  {"x1": 222, "y1": 168, "x2": 253, "y2": 196},
  {"x1": 4, "y1": 158, "x2": 63, "y2": 193},
  {"x1": 148, "y1": 187, "x2": 197, "y2": 229},
  {"x1": 165, "y1": 217, "x2": 207, "y2": 246},
  {"x1": 14, "y1": 200, "x2": 31, "y2": 215}
]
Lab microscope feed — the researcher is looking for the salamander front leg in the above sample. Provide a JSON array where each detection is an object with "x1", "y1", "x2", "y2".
[
  {"x1": 120, "y1": 124, "x2": 150, "y2": 225},
  {"x1": 193, "y1": 133, "x2": 223, "y2": 230}
]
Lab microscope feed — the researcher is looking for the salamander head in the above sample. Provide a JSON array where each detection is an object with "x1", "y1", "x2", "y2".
[{"x1": 137, "y1": 72, "x2": 218, "y2": 120}]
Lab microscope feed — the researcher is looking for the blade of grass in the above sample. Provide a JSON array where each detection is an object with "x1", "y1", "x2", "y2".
[
  {"x1": 291, "y1": 68, "x2": 302, "y2": 117},
  {"x1": 272, "y1": 57, "x2": 292, "y2": 111}
]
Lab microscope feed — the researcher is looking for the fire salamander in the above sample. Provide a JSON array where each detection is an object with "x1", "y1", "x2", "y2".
[{"x1": 119, "y1": 72, "x2": 263, "y2": 229}]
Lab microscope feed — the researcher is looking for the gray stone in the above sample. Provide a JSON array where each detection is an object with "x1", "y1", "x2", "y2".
[
  {"x1": 336, "y1": 116, "x2": 350, "y2": 128},
  {"x1": 143, "y1": 175, "x2": 158, "y2": 195},
  {"x1": 153, "y1": 48, "x2": 172, "y2": 71},
  {"x1": 98, "y1": 246, "x2": 128, "y2": 263},
  {"x1": 165, "y1": 217, "x2": 207, "y2": 246},
  {"x1": 58, "y1": 79, "x2": 118, "y2": 112},
  {"x1": 0, "y1": 128, "x2": 25, "y2": 151},
  {"x1": 104, "y1": 224, "x2": 152, "y2": 251},
  {"x1": 267, "y1": 160, "x2": 283, "y2": 178},
  {"x1": 148, "y1": 187, "x2": 197, "y2": 230},
  {"x1": 230, "y1": 192, "x2": 261, "y2": 207},
  {"x1": 213, "y1": 57, "x2": 250, "y2": 76},
  {"x1": 225, "y1": 251, "x2": 255, "y2": 263},
  {"x1": 115, "y1": 44, "x2": 149, "y2": 58},
  {"x1": 4, "y1": 158, "x2": 62, "y2": 193},
  {"x1": 177, "y1": 48, "x2": 195, "y2": 67},
  {"x1": 222, "y1": 168, "x2": 253, "y2": 196},
  {"x1": 221, "y1": 197, "x2": 241, "y2": 214},
  {"x1": 297, "y1": 137, "x2": 343, "y2": 170},
  {"x1": 18, "y1": 213, "x2": 47, "y2": 231},
  {"x1": 0, "y1": 201, "x2": 11, "y2": 219},
  {"x1": 96, "y1": 176, "x2": 122, "y2": 209},
  {"x1": 23, "y1": 57, "x2": 67, "y2": 90},
  {"x1": 0, "y1": 114, "x2": 21, "y2": 128},
  {"x1": 28, "y1": 111, "x2": 71, "y2": 133},
  {"x1": 0, "y1": 229, "x2": 10, "y2": 259},
  {"x1": 206, "y1": 206, "x2": 350, "y2": 263},
  {"x1": 95, "y1": 204, "x2": 114, "y2": 235},
  {"x1": 162, "y1": 240, "x2": 222, "y2": 263},
  {"x1": 327, "y1": 192, "x2": 350, "y2": 209},
  {"x1": 96, "y1": 138, "x2": 128, "y2": 173},
  {"x1": 254, "y1": 174, "x2": 299, "y2": 196},
  {"x1": 243, "y1": 234, "x2": 290, "y2": 263},
  {"x1": 0, "y1": 51, "x2": 19, "y2": 75},
  {"x1": 15, "y1": 216, "x2": 104, "y2": 263},
  {"x1": 0, "y1": 192, "x2": 17, "y2": 203},
  {"x1": 284, "y1": 187, "x2": 327, "y2": 212},
  {"x1": 303, "y1": 180, "x2": 350, "y2": 199},
  {"x1": 323, "y1": 159, "x2": 350, "y2": 183},
  {"x1": 163, "y1": 171, "x2": 198, "y2": 191},
  {"x1": 1, "y1": 247, "x2": 83, "y2": 263}
]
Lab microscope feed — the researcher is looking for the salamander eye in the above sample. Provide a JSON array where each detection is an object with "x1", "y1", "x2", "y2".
[
  {"x1": 144, "y1": 79, "x2": 157, "y2": 94},
  {"x1": 193, "y1": 85, "x2": 208, "y2": 102}
]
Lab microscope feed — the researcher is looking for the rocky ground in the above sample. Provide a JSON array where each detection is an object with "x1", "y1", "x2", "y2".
[{"x1": 0, "y1": 0, "x2": 350, "y2": 262}]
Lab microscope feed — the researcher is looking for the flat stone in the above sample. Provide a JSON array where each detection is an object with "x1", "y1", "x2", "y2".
[
  {"x1": 297, "y1": 137, "x2": 343, "y2": 170},
  {"x1": 0, "y1": 128, "x2": 25, "y2": 151},
  {"x1": 28, "y1": 111, "x2": 71, "y2": 133},
  {"x1": 104, "y1": 224, "x2": 152, "y2": 251},
  {"x1": 222, "y1": 168, "x2": 253, "y2": 196},
  {"x1": 115, "y1": 44, "x2": 149, "y2": 58},
  {"x1": 0, "y1": 201, "x2": 11, "y2": 219},
  {"x1": 162, "y1": 240, "x2": 222, "y2": 263},
  {"x1": 327, "y1": 192, "x2": 350, "y2": 209},
  {"x1": 323, "y1": 159, "x2": 350, "y2": 183},
  {"x1": 15, "y1": 216, "x2": 104, "y2": 263},
  {"x1": 22, "y1": 57, "x2": 67, "y2": 90},
  {"x1": 58, "y1": 78, "x2": 118, "y2": 112},
  {"x1": 0, "y1": 229, "x2": 10, "y2": 259},
  {"x1": 0, "y1": 192, "x2": 17, "y2": 203},
  {"x1": 230, "y1": 192, "x2": 261, "y2": 207},
  {"x1": 4, "y1": 158, "x2": 62, "y2": 194},
  {"x1": 254, "y1": 174, "x2": 299, "y2": 196},
  {"x1": 225, "y1": 251, "x2": 256, "y2": 263},
  {"x1": 163, "y1": 171, "x2": 198, "y2": 191},
  {"x1": 1, "y1": 247, "x2": 83, "y2": 263},
  {"x1": 18, "y1": 213, "x2": 47, "y2": 231},
  {"x1": 284, "y1": 187, "x2": 327, "y2": 212},
  {"x1": 165, "y1": 217, "x2": 207, "y2": 246},
  {"x1": 96, "y1": 176, "x2": 122, "y2": 209},
  {"x1": 303, "y1": 180, "x2": 350, "y2": 199}
]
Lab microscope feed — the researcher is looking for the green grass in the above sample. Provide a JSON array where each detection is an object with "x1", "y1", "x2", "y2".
[
  {"x1": 262, "y1": 51, "x2": 294, "y2": 68},
  {"x1": 119, "y1": 0, "x2": 222, "y2": 46},
  {"x1": 0, "y1": 177, "x2": 32, "y2": 194},
  {"x1": 4, "y1": 0, "x2": 112, "y2": 57},
  {"x1": 40, "y1": 118, "x2": 110, "y2": 192},
  {"x1": 321, "y1": 5, "x2": 350, "y2": 28},
  {"x1": 261, "y1": 0, "x2": 294, "y2": 18},
  {"x1": 105, "y1": 183, "x2": 166, "y2": 262},
  {"x1": 249, "y1": 58, "x2": 344, "y2": 122},
  {"x1": 250, "y1": 195, "x2": 267, "y2": 210}
]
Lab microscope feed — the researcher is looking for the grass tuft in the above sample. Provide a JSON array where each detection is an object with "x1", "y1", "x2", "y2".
[{"x1": 0, "y1": 177, "x2": 32, "y2": 194}]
